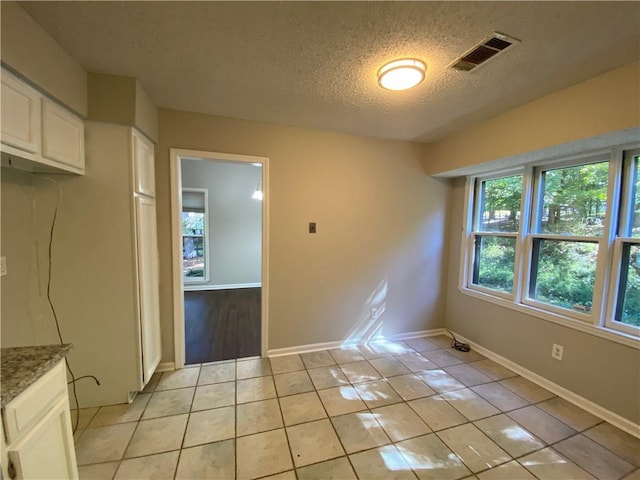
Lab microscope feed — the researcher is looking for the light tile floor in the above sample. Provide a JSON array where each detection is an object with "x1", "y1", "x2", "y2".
[{"x1": 73, "y1": 335, "x2": 640, "y2": 480}]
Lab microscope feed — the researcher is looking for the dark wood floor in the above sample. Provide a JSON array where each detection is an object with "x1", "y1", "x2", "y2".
[{"x1": 184, "y1": 288, "x2": 261, "y2": 365}]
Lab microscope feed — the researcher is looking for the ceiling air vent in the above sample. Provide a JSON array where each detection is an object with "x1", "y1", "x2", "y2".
[{"x1": 450, "y1": 32, "x2": 520, "y2": 72}]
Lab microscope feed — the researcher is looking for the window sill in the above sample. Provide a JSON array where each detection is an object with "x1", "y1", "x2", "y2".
[{"x1": 458, "y1": 286, "x2": 640, "y2": 349}]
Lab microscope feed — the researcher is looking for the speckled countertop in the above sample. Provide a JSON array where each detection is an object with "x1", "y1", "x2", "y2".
[{"x1": 1, "y1": 344, "x2": 72, "y2": 407}]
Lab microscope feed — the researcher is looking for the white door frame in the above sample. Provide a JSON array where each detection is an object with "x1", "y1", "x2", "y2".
[{"x1": 170, "y1": 148, "x2": 270, "y2": 369}]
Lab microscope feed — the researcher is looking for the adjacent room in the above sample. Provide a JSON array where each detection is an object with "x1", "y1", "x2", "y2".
[
  {"x1": 179, "y1": 156, "x2": 263, "y2": 364},
  {"x1": 0, "y1": 2, "x2": 638, "y2": 479}
]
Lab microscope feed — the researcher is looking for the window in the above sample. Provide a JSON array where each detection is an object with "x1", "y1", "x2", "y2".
[
  {"x1": 527, "y1": 159, "x2": 609, "y2": 316},
  {"x1": 469, "y1": 174, "x2": 523, "y2": 295},
  {"x1": 182, "y1": 189, "x2": 209, "y2": 283},
  {"x1": 608, "y1": 150, "x2": 640, "y2": 333},
  {"x1": 462, "y1": 146, "x2": 640, "y2": 341}
]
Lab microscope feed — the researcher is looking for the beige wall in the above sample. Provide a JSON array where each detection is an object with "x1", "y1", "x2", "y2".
[
  {"x1": 1, "y1": 1, "x2": 87, "y2": 116},
  {"x1": 429, "y1": 60, "x2": 640, "y2": 424},
  {"x1": 135, "y1": 80, "x2": 159, "y2": 142},
  {"x1": 157, "y1": 109, "x2": 451, "y2": 358},
  {"x1": 1, "y1": 124, "x2": 144, "y2": 407},
  {"x1": 445, "y1": 178, "x2": 640, "y2": 423},
  {"x1": 1, "y1": 169, "x2": 69, "y2": 347},
  {"x1": 88, "y1": 73, "x2": 159, "y2": 142},
  {"x1": 423, "y1": 61, "x2": 640, "y2": 176},
  {"x1": 87, "y1": 74, "x2": 136, "y2": 127},
  {"x1": 1, "y1": 169, "x2": 40, "y2": 345}
]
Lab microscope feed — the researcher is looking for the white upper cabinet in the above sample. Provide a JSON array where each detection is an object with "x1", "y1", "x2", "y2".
[
  {"x1": 1, "y1": 72, "x2": 41, "y2": 153},
  {"x1": 42, "y1": 99, "x2": 85, "y2": 170},
  {"x1": 132, "y1": 129, "x2": 155, "y2": 197},
  {"x1": 1, "y1": 68, "x2": 84, "y2": 175}
]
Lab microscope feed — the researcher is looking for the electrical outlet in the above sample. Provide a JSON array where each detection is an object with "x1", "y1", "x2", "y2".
[
  {"x1": 371, "y1": 308, "x2": 378, "y2": 319},
  {"x1": 551, "y1": 343, "x2": 564, "y2": 360},
  {"x1": 0, "y1": 256, "x2": 6, "y2": 277}
]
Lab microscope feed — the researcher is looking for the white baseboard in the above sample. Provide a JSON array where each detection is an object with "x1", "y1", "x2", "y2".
[
  {"x1": 267, "y1": 328, "x2": 447, "y2": 358},
  {"x1": 184, "y1": 282, "x2": 261, "y2": 292},
  {"x1": 268, "y1": 339, "x2": 346, "y2": 357},
  {"x1": 385, "y1": 328, "x2": 448, "y2": 342},
  {"x1": 156, "y1": 362, "x2": 175, "y2": 372},
  {"x1": 449, "y1": 331, "x2": 640, "y2": 439}
]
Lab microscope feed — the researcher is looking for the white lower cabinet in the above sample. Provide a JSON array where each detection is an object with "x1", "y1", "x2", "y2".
[{"x1": 2, "y1": 361, "x2": 78, "y2": 479}]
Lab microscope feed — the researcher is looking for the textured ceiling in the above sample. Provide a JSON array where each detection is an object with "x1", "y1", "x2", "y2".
[{"x1": 17, "y1": 1, "x2": 640, "y2": 143}]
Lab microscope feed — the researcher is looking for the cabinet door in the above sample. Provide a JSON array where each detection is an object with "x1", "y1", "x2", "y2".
[
  {"x1": 135, "y1": 196, "x2": 162, "y2": 385},
  {"x1": 3, "y1": 361, "x2": 67, "y2": 443},
  {"x1": 42, "y1": 99, "x2": 85, "y2": 171},
  {"x1": 1, "y1": 71, "x2": 41, "y2": 153},
  {"x1": 8, "y1": 396, "x2": 78, "y2": 480},
  {"x1": 132, "y1": 130, "x2": 156, "y2": 197}
]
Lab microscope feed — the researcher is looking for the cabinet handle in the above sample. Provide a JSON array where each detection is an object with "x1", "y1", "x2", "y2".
[{"x1": 7, "y1": 460, "x2": 16, "y2": 479}]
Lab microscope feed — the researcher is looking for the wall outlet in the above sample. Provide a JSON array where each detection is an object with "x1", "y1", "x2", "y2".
[
  {"x1": 371, "y1": 308, "x2": 378, "y2": 320},
  {"x1": 551, "y1": 343, "x2": 564, "y2": 360},
  {"x1": 0, "y1": 256, "x2": 6, "y2": 276}
]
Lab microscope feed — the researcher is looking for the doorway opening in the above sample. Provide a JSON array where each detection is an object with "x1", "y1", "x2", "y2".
[{"x1": 170, "y1": 149, "x2": 269, "y2": 368}]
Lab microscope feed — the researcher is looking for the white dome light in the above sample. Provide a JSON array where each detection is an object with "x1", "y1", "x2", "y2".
[{"x1": 378, "y1": 59, "x2": 426, "y2": 91}]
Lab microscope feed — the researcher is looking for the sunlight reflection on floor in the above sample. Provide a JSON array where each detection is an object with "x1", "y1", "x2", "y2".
[
  {"x1": 338, "y1": 386, "x2": 360, "y2": 400},
  {"x1": 379, "y1": 444, "x2": 411, "y2": 471},
  {"x1": 503, "y1": 425, "x2": 536, "y2": 442},
  {"x1": 355, "y1": 382, "x2": 391, "y2": 401}
]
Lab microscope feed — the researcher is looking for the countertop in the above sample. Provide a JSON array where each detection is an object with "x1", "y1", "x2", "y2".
[{"x1": 1, "y1": 344, "x2": 72, "y2": 407}]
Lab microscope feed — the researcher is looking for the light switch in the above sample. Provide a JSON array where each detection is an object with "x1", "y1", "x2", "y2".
[
  {"x1": 1, "y1": 256, "x2": 7, "y2": 276},
  {"x1": 309, "y1": 222, "x2": 317, "y2": 234}
]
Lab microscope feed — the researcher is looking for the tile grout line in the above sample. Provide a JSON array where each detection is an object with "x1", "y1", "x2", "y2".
[
  {"x1": 302, "y1": 351, "x2": 363, "y2": 479},
  {"x1": 275, "y1": 344, "x2": 478, "y2": 477},
  {"x1": 76, "y1": 337, "x2": 636, "y2": 478},
  {"x1": 111, "y1": 372, "x2": 157, "y2": 478},
  {"x1": 174, "y1": 362, "x2": 203, "y2": 479},
  {"x1": 315, "y1": 344, "x2": 546, "y2": 478},
  {"x1": 276, "y1": 387, "x2": 299, "y2": 478}
]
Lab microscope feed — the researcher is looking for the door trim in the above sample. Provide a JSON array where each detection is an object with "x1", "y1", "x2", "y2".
[{"x1": 169, "y1": 148, "x2": 270, "y2": 369}]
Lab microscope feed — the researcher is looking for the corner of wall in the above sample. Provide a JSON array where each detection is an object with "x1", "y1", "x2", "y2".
[
  {"x1": 86, "y1": 73, "x2": 159, "y2": 143},
  {"x1": 1, "y1": 1, "x2": 88, "y2": 116},
  {"x1": 87, "y1": 73, "x2": 137, "y2": 126},
  {"x1": 423, "y1": 61, "x2": 640, "y2": 176},
  {"x1": 135, "y1": 80, "x2": 159, "y2": 143}
]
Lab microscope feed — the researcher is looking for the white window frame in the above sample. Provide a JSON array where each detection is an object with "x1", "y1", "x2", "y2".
[
  {"x1": 182, "y1": 188, "x2": 210, "y2": 284},
  {"x1": 605, "y1": 149, "x2": 640, "y2": 336},
  {"x1": 460, "y1": 144, "x2": 640, "y2": 346},
  {"x1": 465, "y1": 169, "x2": 525, "y2": 301},
  {"x1": 522, "y1": 152, "x2": 613, "y2": 324}
]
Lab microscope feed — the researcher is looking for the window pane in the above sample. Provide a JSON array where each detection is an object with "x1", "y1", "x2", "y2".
[
  {"x1": 539, "y1": 162, "x2": 609, "y2": 236},
  {"x1": 631, "y1": 156, "x2": 639, "y2": 238},
  {"x1": 472, "y1": 236, "x2": 516, "y2": 293},
  {"x1": 529, "y1": 240, "x2": 598, "y2": 313},
  {"x1": 479, "y1": 175, "x2": 522, "y2": 232},
  {"x1": 183, "y1": 236, "x2": 205, "y2": 278},
  {"x1": 615, "y1": 244, "x2": 640, "y2": 327},
  {"x1": 182, "y1": 211, "x2": 204, "y2": 235}
]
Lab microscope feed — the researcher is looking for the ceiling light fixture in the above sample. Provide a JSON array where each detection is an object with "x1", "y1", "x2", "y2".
[
  {"x1": 252, "y1": 181, "x2": 263, "y2": 201},
  {"x1": 378, "y1": 58, "x2": 426, "y2": 91}
]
